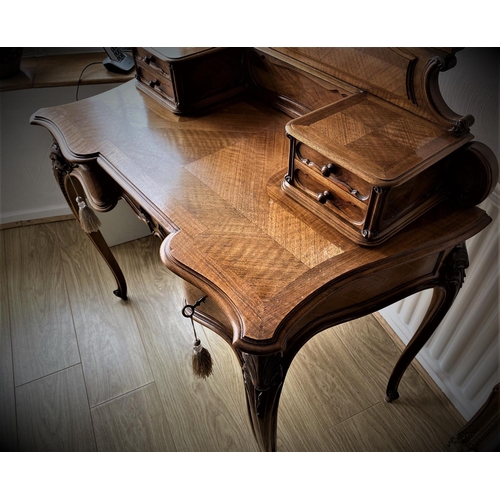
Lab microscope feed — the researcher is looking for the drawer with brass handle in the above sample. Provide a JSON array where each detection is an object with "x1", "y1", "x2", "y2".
[
  {"x1": 295, "y1": 142, "x2": 371, "y2": 203},
  {"x1": 283, "y1": 93, "x2": 480, "y2": 245},
  {"x1": 134, "y1": 47, "x2": 172, "y2": 79},
  {"x1": 132, "y1": 47, "x2": 247, "y2": 114},
  {"x1": 292, "y1": 167, "x2": 366, "y2": 227},
  {"x1": 135, "y1": 61, "x2": 175, "y2": 102}
]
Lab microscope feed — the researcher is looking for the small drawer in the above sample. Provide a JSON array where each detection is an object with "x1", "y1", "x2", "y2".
[
  {"x1": 136, "y1": 63, "x2": 175, "y2": 101},
  {"x1": 283, "y1": 93, "x2": 475, "y2": 245},
  {"x1": 294, "y1": 167, "x2": 366, "y2": 226},
  {"x1": 295, "y1": 142, "x2": 371, "y2": 203},
  {"x1": 133, "y1": 47, "x2": 246, "y2": 115},
  {"x1": 134, "y1": 48, "x2": 172, "y2": 79}
]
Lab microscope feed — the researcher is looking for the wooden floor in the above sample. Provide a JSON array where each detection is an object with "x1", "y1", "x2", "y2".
[{"x1": 0, "y1": 219, "x2": 466, "y2": 452}]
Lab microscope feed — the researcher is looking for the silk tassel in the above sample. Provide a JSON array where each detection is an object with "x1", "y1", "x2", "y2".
[
  {"x1": 192, "y1": 338, "x2": 213, "y2": 379},
  {"x1": 76, "y1": 196, "x2": 101, "y2": 233}
]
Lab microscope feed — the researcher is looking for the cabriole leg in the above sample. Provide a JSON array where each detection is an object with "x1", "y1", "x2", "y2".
[
  {"x1": 385, "y1": 243, "x2": 469, "y2": 402},
  {"x1": 50, "y1": 141, "x2": 128, "y2": 300}
]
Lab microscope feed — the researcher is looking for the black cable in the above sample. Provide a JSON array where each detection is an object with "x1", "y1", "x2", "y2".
[{"x1": 75, "y1": 61, "x2": 101, "y2": 101}]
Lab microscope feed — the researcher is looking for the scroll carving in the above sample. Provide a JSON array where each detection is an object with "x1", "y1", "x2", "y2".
[
  {"x1": 242, "y1": 352, "x2": 283, "y2": 390},
  {"x1": 241, "y1": 352, "x2": 284, "y2": 451},
  {"x1": 448, "y1": 384, "x2": 500, "y2": 452},
  {"x1": 422, "y1": 54, "x2": 475, "y2": 134},
  {"x1": 442, "y1": 242, "x2": 469, "y2": 291},
  {"x1": 242, "y1": 352, "x2": 283, "y2": 417},
  {"x1": 49, "y1": 141, "x2": 119, "y2": 213},
  {"x1": 138, "y1": 207, "x2": 168, "y2": 240},
  {"x1": 50, "y1": 141, "x2": 74, "y2": 175}
]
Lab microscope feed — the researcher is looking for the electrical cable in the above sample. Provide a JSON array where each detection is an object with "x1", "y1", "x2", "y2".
[{"x1": 75, "y1": 62, "x2": 101, "y2": 101}]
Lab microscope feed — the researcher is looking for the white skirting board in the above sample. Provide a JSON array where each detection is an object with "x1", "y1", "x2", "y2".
[
  {"x1": 0, "y1": 200, "x2": 151, "y2": 248},
  {"x1": 379, "y1": 185, "x2": 499, "y2": 420}
]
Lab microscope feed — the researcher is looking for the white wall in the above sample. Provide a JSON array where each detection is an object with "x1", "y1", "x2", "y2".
[
  {"x1": 440, "y1": 48, "x2": 499, "y2": 160},
  {"x1": 0, "y1": 82, "x2": 150, "y2": 246}
]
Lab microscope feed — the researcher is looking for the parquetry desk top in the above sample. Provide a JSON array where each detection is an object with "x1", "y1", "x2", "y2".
[{"x1": 31, "y1": 80, "x2": 491, "y2": 353}]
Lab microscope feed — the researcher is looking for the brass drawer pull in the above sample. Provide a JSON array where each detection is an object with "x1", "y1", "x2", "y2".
[
  {"x1": 317, "y1": 190, "x2": 332, "y2": 204},
  {"x1": 320, "y1": 163, "x2": 368, "y2": 200},
  {"x1": 148, "y1": 79, "x2": 160, "y2": 88},
  {"x1": 321, "y1": 163, "x2": 337, "y2": 177},
  {"x1": 294, "y1": 169, "x2": 365, "y2": 225},
  {"x1": 138, "y1": 54, "x2": 170, "y2": 79},
  {"x1": 296, "y1": 148, "x2": 369, "y2": 202},
  {"x1": 294, "y1": 169, "x2": 333, "y2": 205}
]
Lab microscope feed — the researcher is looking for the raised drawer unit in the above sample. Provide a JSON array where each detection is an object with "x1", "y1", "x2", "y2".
[
  {"x1": 283, "y1": 92, "x2": 488, "y2": 246},
  {"x1": 132, "y1": 47, "x2": 247, "y2": 114}
]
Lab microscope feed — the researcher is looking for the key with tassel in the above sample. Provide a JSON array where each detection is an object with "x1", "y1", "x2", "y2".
[{"x1": 182, "y1": 296, "x2": 213, "y2": 379}]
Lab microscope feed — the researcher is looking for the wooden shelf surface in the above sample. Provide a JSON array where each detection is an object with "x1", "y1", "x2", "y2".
[{"x1": 0, "y1": 52, "x2": 134, "y2": 92}]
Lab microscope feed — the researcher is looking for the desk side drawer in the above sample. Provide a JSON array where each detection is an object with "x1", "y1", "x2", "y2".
[
  {"x1": 133, "y1": 47, "x2": 172, "y2": 79},
  {"x1": 132, "y1": 47, "x2": 247, "y2": 114},
  {"x1": 135, "y1": 61, "x2": 176, "y2": 102}
]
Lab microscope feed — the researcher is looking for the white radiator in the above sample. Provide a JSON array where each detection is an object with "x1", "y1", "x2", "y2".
[{"x1": 380, "y1": 185, "x2": 499, "y2": 419}]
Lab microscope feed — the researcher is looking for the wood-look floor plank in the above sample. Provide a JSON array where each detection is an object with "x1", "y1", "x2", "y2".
[
  {"x1": 0, "y1": 230, "x2": 17, "y2": 451},
  {"x1": 335, "y1": 314, "x2": 464, "y2": 444},
  {"x1": 54, "y1": 220, "x2": 154, "y2": 407},
  {"x1": 335, "y1": 314, "x2": 426, "y2": 398},
  {"x1": 112, "y1": 235, "x2": 260, "y2": 451},
  {"x1": 283, "y1": 324, "x2": 381, "y2": 430},
  {"x1": 7, "y1": 220, "x2": 470, "y2": 452},
  {"x1": 328, "y1": 396, "x2": 456, "y2": 452},
  {"x1": 91, "y1": 383, "x2": 177, "y2": 452},
  {"x1": 197, "y1": 326, "x2": 262, "y2": 451},
  {"x1": 277, "y1": 375, "x2": 340, "y2": 452},
  {"x1": 373, "y1": 311, "x2": 466, "y2": 427},
  {"x1": 200, "y1": 323, "x2": 338, "y2": 452},
  {"x1": 327, "y1": 402, "x2": 416, "y2": 452},
  {"x1": 5, "y1": 224, "x2": 80, "y2": 387},
  {"x1": 16, "y1": 364, "x2": 96, "y2": 451}
]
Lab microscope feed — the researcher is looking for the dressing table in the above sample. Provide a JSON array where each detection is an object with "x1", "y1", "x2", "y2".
[{"x1": 31, "y1": 48, "x2": 498, "y2": 451}]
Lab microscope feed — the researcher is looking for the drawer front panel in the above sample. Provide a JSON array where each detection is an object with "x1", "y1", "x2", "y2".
[
  {"x1": 295, "y1": 142, "x2": 371, "y2": 203},
  {"x1": 133, "y1": 47, "x2": 246, "y2": 114},
  {"x1": 182, "y1": 281, "x2": 233, "y2": 341},
  {"x1": 134, "y1": 48, "x2": 172, "y2": 79},
  {"x1": 294, "y1": 167, "x2": 366, "y2": 226},
  {"x1": 136, "y1": 62, "x2": 175, "y2": 102}
]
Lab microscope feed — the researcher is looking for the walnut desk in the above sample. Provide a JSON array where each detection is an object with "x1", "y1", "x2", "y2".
[{"x1": 31, "y1": 50, "x2": 497, "y2": 451}]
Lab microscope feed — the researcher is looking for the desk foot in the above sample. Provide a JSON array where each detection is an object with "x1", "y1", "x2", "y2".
[
  {"x1": 385, "y1": 390, "x2": 399, "y2": 403},
  {"x1": 385, "y1": 243, "x2": 468, "y2": 401},
  {"x1": 241, "y1": 352, "x2": 284, "y2": 452},
  {"x1": 113, "y1": 289, "x2": 128, "y2": 300}
]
